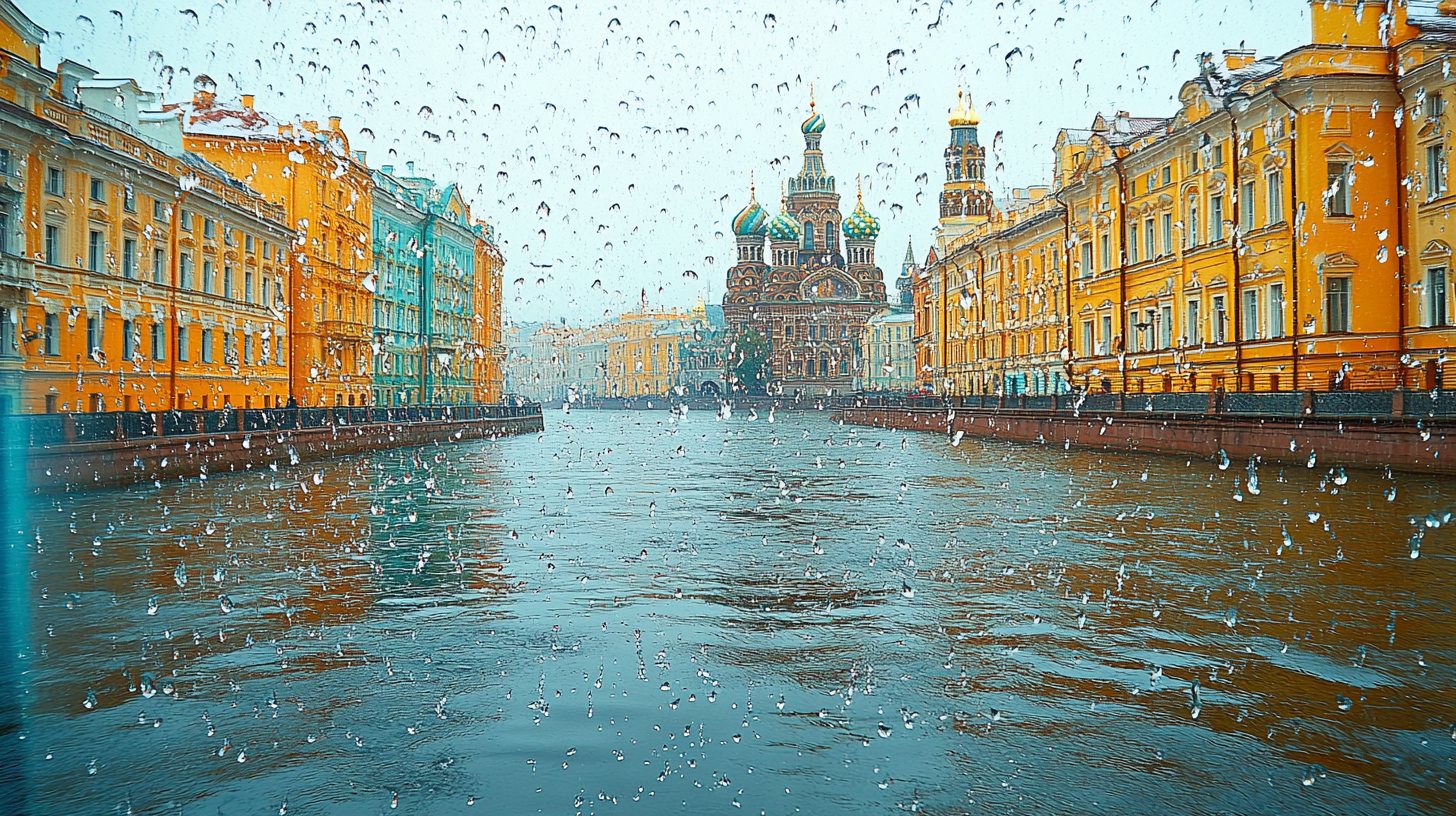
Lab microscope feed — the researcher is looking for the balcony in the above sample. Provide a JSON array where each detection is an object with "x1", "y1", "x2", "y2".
[
  {"x1": 0, "y1": 254, "x2": 36, "y2": 287},
  {"x1": 319, "y1": 319, "x2": 371, "y2": 341}
]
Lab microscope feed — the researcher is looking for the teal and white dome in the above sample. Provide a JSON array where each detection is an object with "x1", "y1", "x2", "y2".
[
  {"x1": 767, "y1": 205, "x2": 801, "y2": 242},
  {"x1": 843, "y1": 196, "x2": 881, "y2": 240},
  {"x1": 732, "y1": 188, "x2": 768, "y2": 236}
]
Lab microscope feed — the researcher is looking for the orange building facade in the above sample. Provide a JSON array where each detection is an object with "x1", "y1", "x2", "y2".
[
  {"x1": 0, "y1": 13, "x2": 293, "y2": 414},
  {"x1": 170, "y1": 79, "x2": 376, "y2": 407},
  {"x1": 917, "y1": 0, "x2": 1456, "y2": 396}
]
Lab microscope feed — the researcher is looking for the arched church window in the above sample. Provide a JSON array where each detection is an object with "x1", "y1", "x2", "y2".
[
  {"x1": 802, "y1": 221, "x2": 815, "y2": 250},
  {"x1": 826, "y1": 224, "x2": 837, "y2": 252}
]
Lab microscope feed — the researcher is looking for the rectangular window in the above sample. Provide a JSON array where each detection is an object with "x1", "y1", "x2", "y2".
[
  {"x1": 0, "y1": 148, "x2": 9, "y2": 175},
  {"x1": 1144, "y1": 219, "x2": 1155, "y2": 260},
  {"x1": 1269, "y1": 283, "x2": 1285, "y2": 338},
  {"x1": 1428, "y1": 267, "x2": 1449, "y2": 327},
  {"x1": 1427, "y1": 145, "x2": 1446, "y2": 199},
  {"x1": 181, "y1": 210, "x2": 193, "y2": 232},
  {"x1": 201, "y1": 328, "x2": 214, "y2": 363},
  {"x1": 245, "y1": 234, "x2": 255, "y2": 253},
  {"x1": 224, "y1": 331, "x2": 235, "y2": 364},
  {"x1": 122, "y1": 319, "x2": 134, "y2": 360},
  {"x1": 1241, "y1": 181, "x2": 1256, "y2": 233},
  {"x1": 1160, "y1": 304, "x2": 1173, "y2": 348},
  {"x1": 1213, "y1": 295, "x2": 1226, "y2": 343},
  {"x1": 90, "y1": 178, "x2": 105, "y2": 202},
  {"x1": 262, "y1": 276, "x2": 270, "y2": 305},
  {"x1": 1326, "y1": 277, "x2": 1351, "y2": 332},
  {"x1": 44, "y1": 313, "x2": 59, "y2": 356},
  {"x1": 180, "y1": 253, "x2": 193, "y2": 289},
  {"x1": 154, "y1": 200, "x2": 167, "y2": 223},
  {"x1": 45, "y1": 166, "x2": 64, "y2": 196},
  {"x1": 122, "y1": 238, "x2": 137, "y2": 278},
  {"x1": 177, "y1": 325, "x2": 189, "y2": 362},
  {"x1": 1128, "y1": 222, "x2": 1139, "y2": 264},
  {"x1": 87, "y1": 230, "x2": 103, "y2": 272},
  {"x1": 1211, "y1": 195, "x2": 1225, "y2": 241},
  {"x1": 1162, "y1": 165, "x2": 1172, "y2": 187},
  {"x1": 44, "y1": 225, "x2": 61, "y2": 265},
  {"x1": 1080, "y1": 242, "x2": 1092, "y2": 279},
  {"x1": 223, "y1": 266, "x2": 234, "y2": 299},
  {"x1": 202, "y1": 261, "x2": 214, "y2": 294},
  {"x1": 1243, "y1": 289, "x2": 1259, "y2": 341},
  {"x1": 151, "y1": 323, "x2": 166, "y2": 361},
  {"x1": 153, "y1": 249, "x2": 165, "y2": 284},
  {"x1": 1081, "y1": 320, "x2": 1094, "y2": 357},
  {"x1": 1187, "y1": 200, "x2": 1200, "y2": 247},
  {"x1": 1186, "y1": 298, "x2": 1202, "y2": 345},
  {"x1": 0, "y1": 208, "x2": 7, "y2": 254},
  {"x1": 1266, "y1": 172, "x2": 1284, "y2": 224},
  {"x1": 1161, "y1": 213, "x2": 1173, "y2": 255},
  {"x1": 85, "y1": 316, "x2": 98, "y2": 358},
  {"x1": 1100, "y1": 233, "x2": 1111, "y2": 271},
  {"x1": 123, "y1": 186, "x2": 136, "y2": 213},
  {"x1": 1099, "y1": 314, "x2": 1112, "y2": 355},
  {"x1": 244, "y1": 335, "x2": 253, "y2": 366},
  {"x1": 1327, "y1": 162, "x2": 1351, "y2": 216},
  {"x1": 203, "y1": 217, "x2": 215, "y2": 239},
  {"x1": 1212, "y1": 144, "x2": 1225, "y2": 167},
  {"x1": 244, "y1": 269, "x2": 255, "y2": 303}
]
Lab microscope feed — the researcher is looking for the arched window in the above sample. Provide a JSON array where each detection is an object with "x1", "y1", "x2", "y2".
[
  {"x1": 802, "y1": 220, "x2": 816, "y2": 250},
  {"x1": 826, "y1": 224, "x2": 837, "y2": 253}
]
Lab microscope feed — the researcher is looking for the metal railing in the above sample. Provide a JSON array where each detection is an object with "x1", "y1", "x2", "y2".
[
  {"x1": 838, "y1": 390, "x2": 1456, "y2": 420},
  {"x1": 19, "y1": 402, "x2": 542, "y2": 448}
]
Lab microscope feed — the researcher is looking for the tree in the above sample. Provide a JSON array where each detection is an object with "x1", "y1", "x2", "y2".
[{"x1": 726, "y1": 326, "x2": 770, "y2": 395}]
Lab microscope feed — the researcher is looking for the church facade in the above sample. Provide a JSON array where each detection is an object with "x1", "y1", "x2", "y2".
[{"x1": 722, "y1": 98, "x2": 887, "y2": 396}]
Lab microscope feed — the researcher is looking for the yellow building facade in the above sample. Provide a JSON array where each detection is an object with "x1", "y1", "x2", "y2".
[
  {"x1": 919, "y1": 0, "x2": 1456, "y2": 396},
  {"x1": 603, "y1": 309, "x2": 696, "y2": 398},
  {"x1": 472, "y1": 222, "x2": 506, "y2": 402},
  {"x1": 170, "y1": 79, "x2": 375, "y2": 407},
  {"x1": 0, "y1": 8, "x2": 292, "y2": 414}
]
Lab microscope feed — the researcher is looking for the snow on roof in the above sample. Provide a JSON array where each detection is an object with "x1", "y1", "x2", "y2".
[{"x1": 165, "y1": 99, "x2": 288, "y2": 140}]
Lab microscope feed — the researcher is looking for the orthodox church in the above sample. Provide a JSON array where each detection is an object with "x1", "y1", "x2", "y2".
[{"x1": 723, "y1": 96, "x2": 888, "y2": 395}]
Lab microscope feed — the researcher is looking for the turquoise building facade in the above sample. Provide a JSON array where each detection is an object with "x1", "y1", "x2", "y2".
[{"x1": 370, "y1": 162, "x2": 478, "y2": 405}]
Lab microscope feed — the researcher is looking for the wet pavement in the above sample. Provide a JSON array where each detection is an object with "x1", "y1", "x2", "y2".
[{"x1": 13, "y1": 409, "x2": 1456, "y2": 814}]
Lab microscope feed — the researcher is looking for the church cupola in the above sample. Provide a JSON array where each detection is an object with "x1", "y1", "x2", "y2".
[
  {"x1": 732, "y1": 176, "x2": 768, "y2": 263},
  {"x1": 767, "y1": 184, "x2": 802, "y2": 267},
  {"x1": 843, "y1": 180, "x2": 881, "y2": 269}
]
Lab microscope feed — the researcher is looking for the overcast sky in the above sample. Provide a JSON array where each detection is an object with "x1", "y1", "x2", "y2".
[{"x1": 32, "y1": 0, "x2": 1309, "y2": 325}]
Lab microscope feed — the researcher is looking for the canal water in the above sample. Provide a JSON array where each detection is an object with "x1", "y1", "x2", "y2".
[{"x1": 13, "y1": 410, "x2": 1456, "y2": 814}]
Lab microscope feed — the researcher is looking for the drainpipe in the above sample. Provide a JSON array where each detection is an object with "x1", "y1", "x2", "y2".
[
  {"x1": 1114, "y1": 154, "x2": 1129, "y2": 394},
  {"x1": 1225, "y1": 94, "x2": 1246, "y2": 391},
  {"x1": 420, "y1": 211, "x2": 435, "y2": 404},
  {"x1": 288, "y1": 166, "x2": 298, "y2": 405},
  {"x1": 1271, "y1": 87, "x2": 1301, "y2": 394},
  {"x1": 1391, "y1": 67, "x2": 1410, "y2": 384}
]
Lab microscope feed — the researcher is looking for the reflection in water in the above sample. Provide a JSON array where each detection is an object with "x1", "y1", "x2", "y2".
[{"x1": 15, "y1": 411, "x2": 1456, "y2": 814}]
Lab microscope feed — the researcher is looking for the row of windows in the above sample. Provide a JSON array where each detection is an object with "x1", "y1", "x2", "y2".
[
  {"x1": 784, "y1": 323, "x2": 851, "y2": 340},
  {"x1": 37, "y1": 221, "x2": 282, "y2": 292},
  {"x1": 29, "y1": 314, "x2": 282, "y2": 367}
]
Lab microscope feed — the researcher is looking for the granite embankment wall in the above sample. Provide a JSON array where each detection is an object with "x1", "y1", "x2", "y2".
[
  {"x1": 20, "y1": 407, "x2": 544, "y2": 493},
  {"x1": 838, "y1": 403, "x2": 1453, "y2": 475}
]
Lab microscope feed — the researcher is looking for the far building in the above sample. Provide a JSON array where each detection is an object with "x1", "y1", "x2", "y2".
[
  {"x1": 723, "y1": 94, "x2": 888, "y2": 396},
  {"x1": 859, "y1": 308, "x2": 915, "y2": 393}
]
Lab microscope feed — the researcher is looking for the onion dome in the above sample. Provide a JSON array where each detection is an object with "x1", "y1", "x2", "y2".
[
  {"x1": 843, "y1": 184, "x2": 880, "y2": 240},
  {"x1": 801, "y1": 94, "x2": 825, "y2": 134},
  {"x1": 768, "y1": 207, "x2": 801, "y2": 242},
  {"x1": 732, "y1": 182, "x2": 769, "y2": 236},
  {"x1": 948, "y1": 88, "x2": 980, "y2": 127}
]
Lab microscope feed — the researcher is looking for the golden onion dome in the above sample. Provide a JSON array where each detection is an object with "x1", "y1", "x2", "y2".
[{"x1": 948, "y1": 88, "x2": 980, "y2": 128}]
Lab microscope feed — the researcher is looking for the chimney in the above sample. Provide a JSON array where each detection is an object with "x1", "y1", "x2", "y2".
[
  {"x1": 328, "y1": 115, "x2": 341, "y2": 131},
  {"x1": 406, "y1": 160, "x2": 416, "y2": 176},
  {"x1": 1113, "y1": 111, "x2": 1131, "y2": 134},
  {"x1": 1223, "y1": 48, "x2": 1256, "y2": 72},
  {"x1": 192, "y1": 74, "x2": 217, "y2": 109},
  {"x1": 381, "y1": 164, "x2": 394, "y2": 175},
  {"x1": 241, "y1": 94, "x2": 254, "y2": 110},
  {"x1": 279, "y1": 123, "x2": 293, "y2": 137}
]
